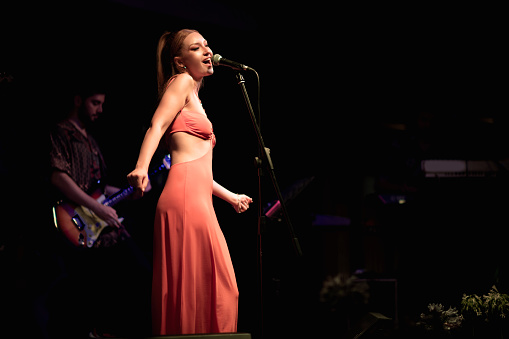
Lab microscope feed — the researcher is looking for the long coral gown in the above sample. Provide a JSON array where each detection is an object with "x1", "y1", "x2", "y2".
[{"x1": 152, "y1": 107, "x2": 239, "y2": 336}]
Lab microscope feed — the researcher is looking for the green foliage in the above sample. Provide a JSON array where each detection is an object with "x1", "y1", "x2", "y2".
[
  {"x1": 484, "y1": 286, "x2": 509, "y2": 321},
  {"x1": 461, "y1": 293, "x2": 484, "y2": 319},
  {"x1": 418, "y1": 303, "x2": 464, "y2": 332},
  {"x1": 462, "y1": 286, "x2": 509, "y2": 322}
]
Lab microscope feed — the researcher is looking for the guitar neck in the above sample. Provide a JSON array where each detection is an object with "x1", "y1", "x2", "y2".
[
  {"x1": 103, "y1": 155, "x2": 171, "y2": 207},
  {"x1": 103, "y1": 186, "x2": 135, "y2": 207}
]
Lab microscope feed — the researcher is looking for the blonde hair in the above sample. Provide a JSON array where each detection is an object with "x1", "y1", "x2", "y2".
[{"x1": 156, "y1": 29, "x2": 198, "y2": 99}]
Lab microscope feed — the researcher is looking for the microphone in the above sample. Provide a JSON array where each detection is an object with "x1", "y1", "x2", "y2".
[{"x1": 212, "y1": 54, "x2": 253, "y2": 71}]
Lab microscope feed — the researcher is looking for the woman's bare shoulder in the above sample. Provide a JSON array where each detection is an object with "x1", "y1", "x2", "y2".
[{"x1": 167, "y1": 73, "x2": 194, "y2": 91}]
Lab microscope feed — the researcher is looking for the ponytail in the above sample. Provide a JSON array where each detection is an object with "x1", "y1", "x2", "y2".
[{"x1": 156, "y1": 29, "x2": 198, "y2": 100}]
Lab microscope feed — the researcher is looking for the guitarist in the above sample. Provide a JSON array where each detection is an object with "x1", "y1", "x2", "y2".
[
  {"x1": 49, "y1": 83, "x2": 123, "y2": 234},
  {"x1": 48, "y1": 80, "x2": 150, "y2": 337}
]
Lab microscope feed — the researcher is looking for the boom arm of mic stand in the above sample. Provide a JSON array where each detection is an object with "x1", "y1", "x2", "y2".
[{"x1": 235, "y1": 72, "x2": 303, "y2": 257}]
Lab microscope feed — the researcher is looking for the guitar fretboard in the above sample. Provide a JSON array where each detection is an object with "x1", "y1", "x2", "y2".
[
  {"x1": 102, "y1": 155, "x2": 171, "y2": 207},
  {"x1": 104, "y1": 187, "x2": 135, "y2": 207}
]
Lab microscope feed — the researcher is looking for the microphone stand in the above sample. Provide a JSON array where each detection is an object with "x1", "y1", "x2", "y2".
[{"x1": 234, "y1": 71, "x2": 303, "y2": 338}]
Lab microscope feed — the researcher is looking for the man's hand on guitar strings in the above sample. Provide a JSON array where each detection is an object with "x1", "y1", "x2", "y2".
[{"x1": 91, "y1": 203, "x2": 122, "y2": 228}]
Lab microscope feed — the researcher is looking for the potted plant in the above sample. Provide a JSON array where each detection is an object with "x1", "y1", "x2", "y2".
[
  {"x1": 461, "y1": 285, "x2": 509, "y2": 338},
  {"x1": 417, "y1": 303, "x2": 464, "y2": 337}
]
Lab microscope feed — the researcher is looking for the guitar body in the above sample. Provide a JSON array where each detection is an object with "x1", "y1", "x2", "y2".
[
  {"x1": 52, "y1": 190, "x2": 116, "y2": 248},
  {"x1": 52, "y1": 154, "x2": 171, "y2": 248}
]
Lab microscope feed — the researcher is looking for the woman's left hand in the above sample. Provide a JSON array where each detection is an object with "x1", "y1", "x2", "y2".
[{"x1": 233, "y1": 194, "x2": 253, "y2": 213}]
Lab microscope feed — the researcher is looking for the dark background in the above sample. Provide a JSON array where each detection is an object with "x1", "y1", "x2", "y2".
[{"x1": 1, "y1": 1, "x2": 508, "y2": 338}]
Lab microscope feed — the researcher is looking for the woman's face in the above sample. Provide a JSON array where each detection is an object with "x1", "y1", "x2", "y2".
[{"x1": 176, "y1": 32, "x2": 213, "y2": 79}]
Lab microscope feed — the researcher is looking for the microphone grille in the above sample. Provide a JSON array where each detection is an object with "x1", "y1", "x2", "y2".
[{"x1": 212, "y1": 54, "x2": 222, "y2": 66}]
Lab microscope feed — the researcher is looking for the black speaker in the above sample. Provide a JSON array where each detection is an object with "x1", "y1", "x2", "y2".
[{"x1": 346, "y1": 312, "x2": 392, "y2": 338}]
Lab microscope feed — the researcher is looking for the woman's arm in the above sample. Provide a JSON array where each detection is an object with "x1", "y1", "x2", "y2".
[
  {"x1": 213, "y1": 180, "x2": 253, "y2": 213},
  {"x1": 128, "y1": 74, "x2": 194, "y2": 195},
  {"x1": 212, "y1": 180, "x2": 237, "y2": 205}
]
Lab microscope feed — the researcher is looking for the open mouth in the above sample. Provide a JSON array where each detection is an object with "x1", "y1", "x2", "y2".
[{"x1": 203, "y1": 58, "x2": 212, "y2": 66}]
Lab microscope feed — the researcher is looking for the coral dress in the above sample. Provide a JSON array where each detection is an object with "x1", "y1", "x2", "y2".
[{"x1": 152, "y1": 107, "x2": 239, "y2": 336}]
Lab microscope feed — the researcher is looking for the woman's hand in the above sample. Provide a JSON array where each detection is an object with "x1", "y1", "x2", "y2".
[
  {"x1": 127, "y1": 168, "x2": 149, "y2": 198},
  {"x1": 233, "y1": 194, "x2": 253, "y2": 214}
]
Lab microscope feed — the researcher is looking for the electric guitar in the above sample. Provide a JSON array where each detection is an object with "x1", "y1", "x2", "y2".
[{"x1": 52, "y1": 155, "x2": 171, "y2": 248}]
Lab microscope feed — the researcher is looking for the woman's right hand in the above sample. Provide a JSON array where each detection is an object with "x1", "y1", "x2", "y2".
[{"x1": 127, "y1": 168, "x2": 149, "y2": 198}]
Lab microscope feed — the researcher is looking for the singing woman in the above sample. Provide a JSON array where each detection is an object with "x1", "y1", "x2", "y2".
[{"x1": 127, "y1": 29, "x2": 253, "y2": 335}]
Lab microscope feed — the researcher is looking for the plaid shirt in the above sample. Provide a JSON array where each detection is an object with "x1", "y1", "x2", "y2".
[
  {"x1": 49, "y1": 119, "x2": 107, "y2": 194},
  {"x1": 49, "y1": 120, "x2": 129, "y2": 247}
]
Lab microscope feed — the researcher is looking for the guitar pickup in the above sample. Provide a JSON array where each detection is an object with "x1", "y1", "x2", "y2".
[{"x1": 72, "y1": 214, "x2": 85, "y2": 231}]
